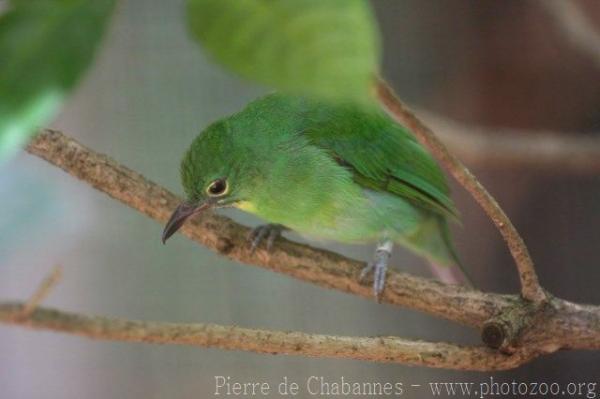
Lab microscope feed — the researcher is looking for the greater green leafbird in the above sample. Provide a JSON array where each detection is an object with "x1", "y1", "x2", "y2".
[{"x1": 162, "y1": 94, "x2": 468, "y2": 297}]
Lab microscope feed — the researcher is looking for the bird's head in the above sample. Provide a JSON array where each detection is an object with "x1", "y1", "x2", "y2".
[{"x1": 161, "y1": 120, "x2": 260, "y2": 243}]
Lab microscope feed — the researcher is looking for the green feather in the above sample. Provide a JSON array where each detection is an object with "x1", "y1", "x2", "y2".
[{"x1": 279, "y1": 95, "x2": 459, "y2": 219}]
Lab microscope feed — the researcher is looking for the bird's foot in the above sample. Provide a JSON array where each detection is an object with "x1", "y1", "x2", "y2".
[
  {"x1": 248, "y1": 224, "x2": 286, "y2": 252},
  {"x1": 359, "y1": 240, "x2": 393, "y2": 301}
]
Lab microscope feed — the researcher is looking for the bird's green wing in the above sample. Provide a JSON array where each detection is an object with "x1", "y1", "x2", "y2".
[{"x1": 300, "y1": 102, "x2": 458, "y2": 220}]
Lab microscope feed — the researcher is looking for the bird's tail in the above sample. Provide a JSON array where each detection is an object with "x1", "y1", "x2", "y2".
[
  {"x1": 435, "y1": 218, "x2": 474, "y2": 286},
  {"x1": 427, "y1": 260, "x2": 473, "y2": 287},
  {"x1": 404, "y1": 215, "x2": 474, "y2": 287}
]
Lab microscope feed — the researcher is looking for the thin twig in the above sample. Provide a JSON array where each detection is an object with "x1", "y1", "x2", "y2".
[
  {"x1": 20, "y1": 265, "x2": 63, "y2": 318},
  {"x1": 417, "y1": 108, "x2": 600, "y2": 174},
  {"x1": 375, "y1": 79, "x2": 547, "y2": 303},
  {"x1": 539, "y1": 0, "x2": 600, "y2": 68}
]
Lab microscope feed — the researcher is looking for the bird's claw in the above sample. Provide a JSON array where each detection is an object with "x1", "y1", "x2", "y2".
[
  {"x1": 360, "y1": 242, "x2": 393, "y2": 302},
  {"x1": 358, "y1": 263, "x2": 373, "y2": 282},
  {"x1": 248, "y1": 224, "x2": 285, "y2": 253}
]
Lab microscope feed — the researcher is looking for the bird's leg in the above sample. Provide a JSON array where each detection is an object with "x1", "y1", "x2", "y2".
[
  {"x1": 248, "y1": 224, "x2": 287, "y2": 252},
  {"x1": 360, "y1": 240, "x2": 393, "y2": 300}
]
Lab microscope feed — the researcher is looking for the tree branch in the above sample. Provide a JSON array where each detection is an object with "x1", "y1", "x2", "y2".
[
  {"x1": 375, "y1": 79, "x2": 546, "y2": 303},
  {"x1": 1, "y1": 293, "x2": 599, "y2": 370},
  {"x1": 539, "y1": 0, "x2": 600, "y2": 69},
  {"x1": 0, "y1": 128, "x2": 595, "y2": 370},
  {"x1": 0, "y1": 302, "x2": 538, "y2": 371},
  {"x1": 417, "y1": 108, "x2": 600, "y2": 174}
]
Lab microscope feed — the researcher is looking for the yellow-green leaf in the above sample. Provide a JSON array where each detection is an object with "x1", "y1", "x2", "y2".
[
  {"x1": 187, "y1": 0, "x2": 380, "y2": 104},
  {"x1": 0, "y1": 0, "x2": 116, "y2": 160}
]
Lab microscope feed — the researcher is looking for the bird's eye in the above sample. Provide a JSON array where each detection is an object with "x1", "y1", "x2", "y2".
[{"x1": 206, "y1": 178, "x2": 228, "y2": 197}]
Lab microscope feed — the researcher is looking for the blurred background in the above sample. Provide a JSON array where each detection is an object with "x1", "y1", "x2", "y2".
[{"x1": 1, "y1": 0, "x2": 599, "y2": 397}]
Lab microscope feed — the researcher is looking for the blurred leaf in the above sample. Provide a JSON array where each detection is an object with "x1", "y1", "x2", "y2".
[
  {"x1": 187, "y1": 0, "x2": 380, "y2": 104},
  {"x1": 0, "y1": 0, "x2": 116, "y2": 160}
]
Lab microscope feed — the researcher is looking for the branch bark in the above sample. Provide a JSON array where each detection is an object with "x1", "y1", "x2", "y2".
[{"x1": 375, "y1": 80, "x2": 546, "y2": 303}]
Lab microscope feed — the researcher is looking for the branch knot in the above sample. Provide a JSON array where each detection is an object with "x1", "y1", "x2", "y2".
[{"x1": 481, "y1": 298, "x2": 549, "y2": 353}]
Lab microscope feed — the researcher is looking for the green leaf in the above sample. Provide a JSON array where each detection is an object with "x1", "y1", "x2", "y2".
[
  {"x1": 0, "y1": 0, "x2": 116, "y2": 160},
  {"x1": 187, "y1": 0, "x2": 380, "y2": 104}
]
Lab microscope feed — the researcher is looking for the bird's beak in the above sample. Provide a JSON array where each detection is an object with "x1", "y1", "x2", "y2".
[{"x1": 161, "y1": 200, "x2": 211, "y2": 244}]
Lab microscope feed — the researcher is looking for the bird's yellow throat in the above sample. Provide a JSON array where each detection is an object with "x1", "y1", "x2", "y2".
[{"x1": 235, "y1": 200, "x2": 257, "y2": 212}]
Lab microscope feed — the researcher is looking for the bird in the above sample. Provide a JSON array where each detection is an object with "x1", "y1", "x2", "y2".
[{"x1": 162, "y1": 93, "x2": 469, "y2": 298}]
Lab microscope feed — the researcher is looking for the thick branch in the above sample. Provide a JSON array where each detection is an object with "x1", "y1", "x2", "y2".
[
  {"x1": 0, "y1": 302, "x2": 536, "y2": 371},
  {"x1": 418, "y1": 109, "x2": 600, "y2": 174},
  {"x1": 375, "y1": 80, "x2": 546, "y2": 304}
]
